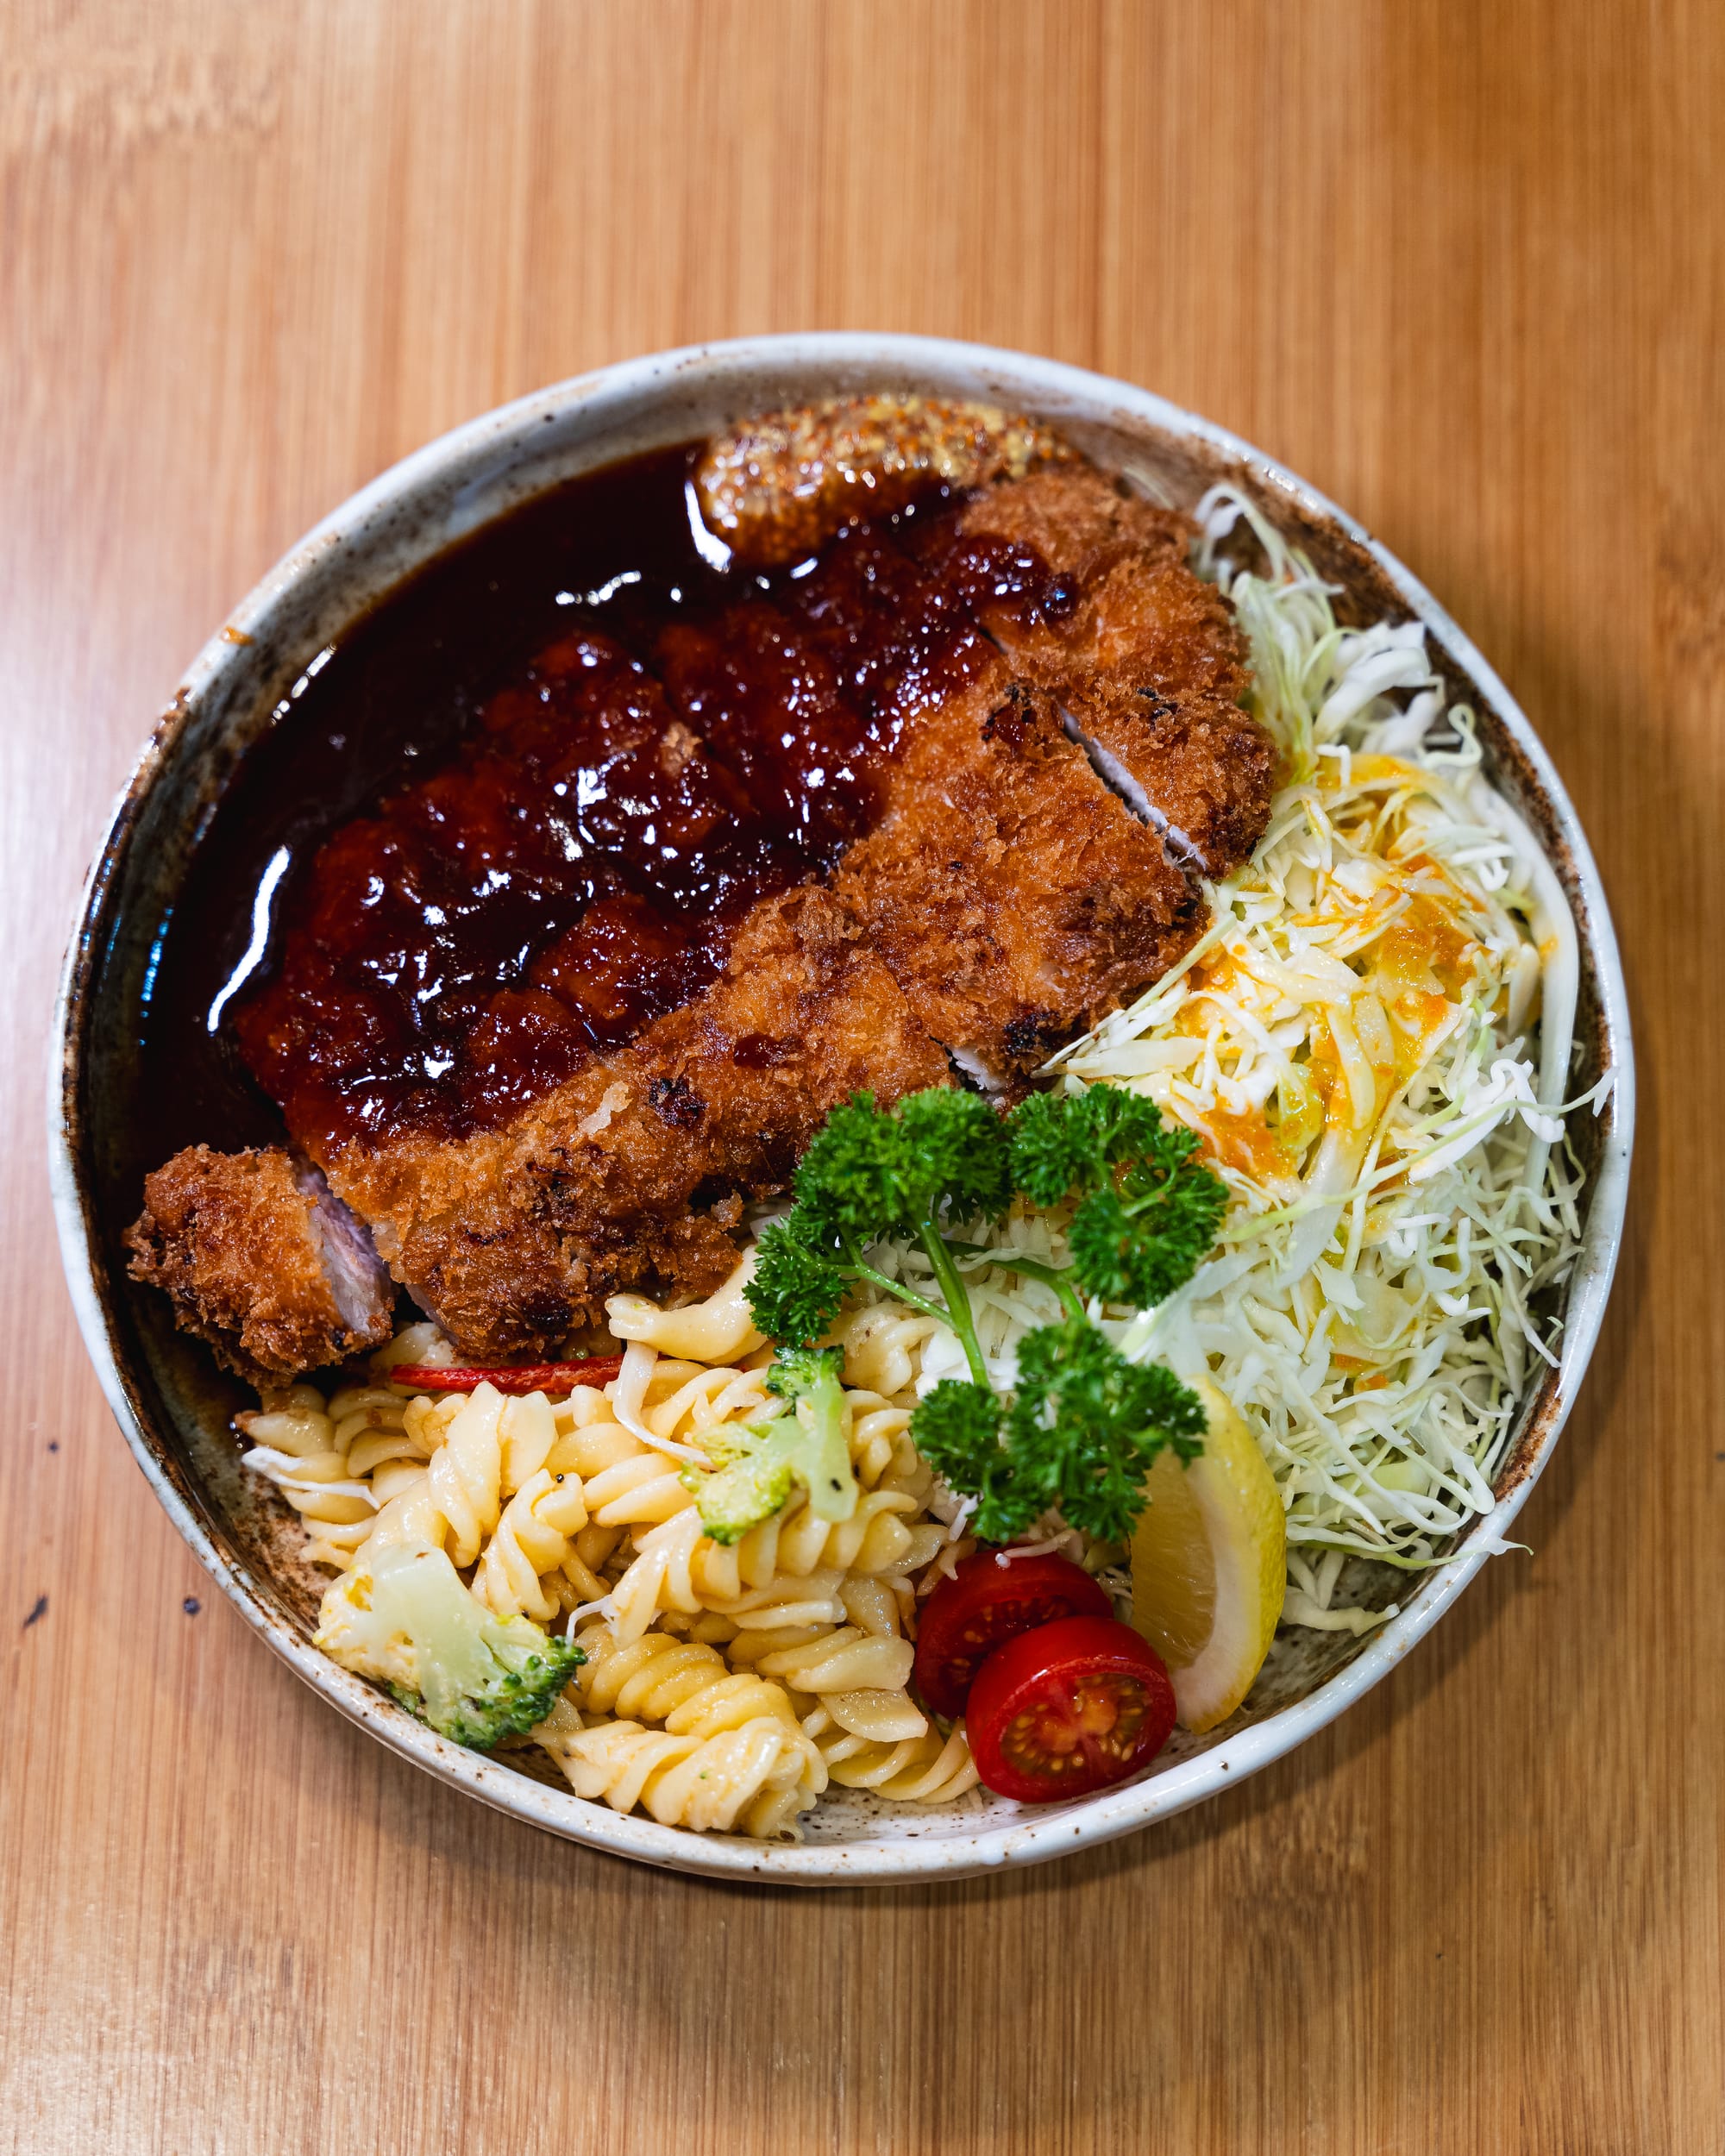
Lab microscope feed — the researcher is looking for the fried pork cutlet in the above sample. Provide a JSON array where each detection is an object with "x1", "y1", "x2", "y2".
[
  {"x1": 267, "y1": 605, "x2": 1202, "y2": 1360},
  {"x1": 133, "y1": 641, "x2": 1200, "y2": 1363},
  {"x1": 125, "y1": 1147, "x2": 393, "y2": 1382},
  {"x1": 693, "y1": 393, "x2": 1072, "y2": 568},
  {"x1": 130, "y1": 401, "x2": 1276, "y2": 1376}
]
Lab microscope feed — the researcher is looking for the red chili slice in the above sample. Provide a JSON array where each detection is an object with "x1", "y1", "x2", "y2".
[
  {"x1": 388, "y1": 1357, "x2": 624, "y2": 1396},
  {"x1": 914, "y1": 1551, "x2": 1111, "y2": 1720},
  {"x1": 965, "y1": 1614, "x2": 1176, "y2": 1803}
]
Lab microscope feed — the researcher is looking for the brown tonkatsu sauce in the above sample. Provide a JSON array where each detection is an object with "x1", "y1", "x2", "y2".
[{"x1": 140, "y1": 441, "x2": 1075, "y2": 1163}]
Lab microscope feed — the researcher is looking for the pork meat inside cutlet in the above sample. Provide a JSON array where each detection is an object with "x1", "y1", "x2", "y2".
[
  {"x1": 694, "y1": 393, "x2": 1074, "y2": 568},
  {"x1": 944, "y1": 467, "x2": 1275, "y2": 874},
  {"x1": 314, "y1": 887, "x2": 950, "y2": 1360},
  {"x1": 126, "y1": 1147, "x2": 394, "y2": 1382}
]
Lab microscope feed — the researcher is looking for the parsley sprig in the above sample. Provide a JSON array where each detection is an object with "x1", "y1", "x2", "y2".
[
  {"x1": 743, "y1": 1085, "x2": 1226, "y2": 1544},
  {"x1": 1009, "y1": 1087, "x2": 1229, "y2": 1307},
  {"x1": 750, "y1": 1089, "x2": 1012, "y2": 1387}
]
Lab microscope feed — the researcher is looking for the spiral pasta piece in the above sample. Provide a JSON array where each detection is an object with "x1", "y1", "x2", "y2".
[
  {"x1": 844, "y1": 1391, "x2": 928, "y2": 1495},
  {"x1": 575, "y1": 1626, "x2": 806, "y2": 1740},
  {"x1": 606, "y1": 1488, "x2": 924, "y2": 1644},
  {"x1": 533, "y1": 1688, "x2": 585, "y2": 1752},
  {"x1": 644, "y1": 1362, "x2": 773, "y2": 1444},
  {"x1": 236, "y1": 1388, "x2": 336, "y2": 1464},
  {"x1": 369, "y1": 1319, "x2": 456, "y2": 1375},
  {"x1": 545, "y1": 1718, "x2": 819, "y2": 1836},
  {"x1": 299, "y1": 1518, "x2": 376, "y2": 1571},
  {"x1": 737, "y1": 1624, "x2": 917, "y2": 1698},
  {"x1": 831, "y1": 1303, "x2": 939, "y2": 1401},
  {"x1": 473, "y1": 1468, "x2": 589, "y2": 1621},
  {"x1": 329, "y1": 1383, "x2": 411, "y2": 1428},
  {"x1": 362, "y1": 1382, "x2": 506, "y2": 1566},
  {"x1": 580, "y1": 1446, "x2": 694, "y2": 1529},
  {"x1": 814, "y1": 1719, "x2": 981, "y2": 1804},
  {"x1": 605, "y1": 1255, "x2": 766, "y2": 1365},
  {"x1": 239, "y1": 1392, "x2": 378, "y2": 1569},
  {"x1": 720, "y1": 1574, "x2": 929, "y2": 1744},
  {"x1": 497, "y1": 1391, "x2": 559, "y2": 1492}
]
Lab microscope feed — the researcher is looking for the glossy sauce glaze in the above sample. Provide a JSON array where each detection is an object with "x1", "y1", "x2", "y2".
[{"x1": 141, "y1": 442, "x2": 1073, "y2": 1159}]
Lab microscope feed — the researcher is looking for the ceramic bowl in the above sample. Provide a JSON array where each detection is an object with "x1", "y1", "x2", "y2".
[{"x1": 50, "y1": 335, "x2": 1634, "y2": 1883}]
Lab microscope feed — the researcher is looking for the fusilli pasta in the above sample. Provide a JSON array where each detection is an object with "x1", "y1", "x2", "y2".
[
  {"x1": 473, "y1": 1468, "x2": 589, "y2": 1621},
  {"x1": 543, "y1": 1716, "x2": 819, "y2": 1837},
  {"x1": 812, "y1": 1718, "x2": 981, "y2": 1804},
  {"x1": 246, "y1": 1289, "x2": 987, "y2": 1840}
]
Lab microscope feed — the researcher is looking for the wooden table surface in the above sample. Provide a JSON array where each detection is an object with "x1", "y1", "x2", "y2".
[{"x1": 3, "y1": 5, "x2": 1720, "y2": 2151}]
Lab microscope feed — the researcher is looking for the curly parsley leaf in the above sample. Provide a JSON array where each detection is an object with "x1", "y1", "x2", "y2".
[
  {"x1": 1008, "y1": 1087, "x2": 1227, "y2": 1308},
  {"x1": 1000, "y1": 1318, "x2": 1207, "y2": 1544},
  {"x1": 744, "y1": 1218, "x2": 850, "y2": 1348},
  {"x1": 790, "y1": 1087, "x2": 1013, "y2": 1247},
  {"x1": 908, "y1": 1380, "x2": 1022, "y2": 1538}
]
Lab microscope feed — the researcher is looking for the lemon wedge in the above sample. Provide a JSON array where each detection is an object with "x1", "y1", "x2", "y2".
[{"x1": 1130, "y1": 1377, "x2": 1285, "y2": 1732}]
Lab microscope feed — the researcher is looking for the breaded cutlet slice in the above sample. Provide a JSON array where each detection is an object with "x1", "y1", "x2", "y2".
[
  {"x1": 316, "y1": 886, "x2": 953, "y2": 1362},
  {"x1": 125, "y1": 1146, "x2": 394, "y2": 1382},
  {"x1": 694, "y1": 393, "x2": 1073, "y2": 568},
  {"x1": 832, "y1": 679, "x2": 1202, "y2": 1083},
  {"x1": 662, "y1": 521, "x2": 1201, "y2": 1087},
  {"x1": 950, "y1": 467, "x2": 1276, "y2": 875}
]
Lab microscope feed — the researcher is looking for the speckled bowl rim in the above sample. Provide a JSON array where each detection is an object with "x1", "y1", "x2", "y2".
[{"x1": 50, "y1": 334, "x2": 1634, "y2": 1885}]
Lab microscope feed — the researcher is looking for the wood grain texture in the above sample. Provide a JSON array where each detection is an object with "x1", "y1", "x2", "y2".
[{"x1": 2, "y1": 3, "x2": 1719, "y2": 2150}]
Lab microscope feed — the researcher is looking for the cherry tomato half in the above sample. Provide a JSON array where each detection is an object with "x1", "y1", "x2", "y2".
[
  {"x1": 914, "y1": 1551, "x2": 1112, "y2": 1719},
  {"x1": 965, "y1": 1614, "x2": 1176, "y2": 1803}
]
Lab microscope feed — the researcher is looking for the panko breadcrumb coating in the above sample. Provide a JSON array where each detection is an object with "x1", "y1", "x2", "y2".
[{"x1": 695, "y1": 393, "x2": 1072, "y2": 567}]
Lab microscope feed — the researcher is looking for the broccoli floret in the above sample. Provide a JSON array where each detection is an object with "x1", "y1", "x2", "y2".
[
  {"x1": 316, "y1": 1541, "x2": 583, "y2": 1750},
  {"x1": 686, "y1": 1415, "x2": 804, "y2": 1545},
  {"x1": 765, "y1": 1344, "x2": 856, "y2": 1522},
  {"x1": 684, "y1": 1345, "x2": 859, "y2": 1545}
]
